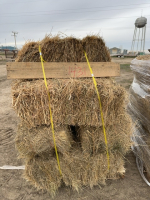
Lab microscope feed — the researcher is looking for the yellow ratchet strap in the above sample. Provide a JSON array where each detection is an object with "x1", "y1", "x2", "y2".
[
  {"x1": 39, "y1": 45, "x2": 62, "y2": 176},
  {"x1": 84, "y1": 51, "x2": 110, "y2": 170},
  {"x1": 42, "y1": 58, "x2": 47, "y2": 63}
]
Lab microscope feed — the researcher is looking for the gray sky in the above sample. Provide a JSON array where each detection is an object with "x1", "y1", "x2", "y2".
[{"x1": 0, "y1": 0, "x2": 150, "y2": 50}]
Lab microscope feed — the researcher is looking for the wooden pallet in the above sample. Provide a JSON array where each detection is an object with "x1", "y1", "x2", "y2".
[{"x1": 7, "y1": 62, "x2": 120, "y2": 79}]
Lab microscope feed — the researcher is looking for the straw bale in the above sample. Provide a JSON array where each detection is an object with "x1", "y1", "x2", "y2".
[
  {"x1": 24, "y1": 150, "x2": 125, "y2": 196},
  {"x1": 16, "y1": 41, "x2": 39, "y2": 62},
  {"x1": 24, "y1": 153, "x2": 62, "y2": 198},
  {"x1": 130, "y1": 117, "x2": 150, "y2": 176},
  {"x1": 129, "y1": 86, "x2": 150, "y2": 132},
  {"x1": 136, "y1": 55, "x2": 150, "y2": 60},
  {"x1": 15, "y1": 124, "x2": 73, "y2": 159},
  {"x1": 16, "y1": 35, "x2": 111, "y2": 62},
  {"x1": 79, "y1": 113, "x2": 132, "y2": 155},
  {"x1": 130, "y1": 58, "x2": 150, "y2": 86},
  {"x1": 134, "y1": 72, "x2": 150, "y2": 87},
  {"x1": 12, "y1": 78, "x2": 126, "y2": 128},
  {"x1": 62, "y1": 150, "x2": 125, "y2": 190},
  {"x1": 81, "y1": 35, "x2": 111, "y2": 62},
  {"x1": 14, "y1": 34, "x2": 130, "y2": 196},
  {"x1": 143, "y1": 132, "x2": 150, "y2": 175}
]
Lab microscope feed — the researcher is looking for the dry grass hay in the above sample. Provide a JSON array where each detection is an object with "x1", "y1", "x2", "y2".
[
  {"x1": 81, "y1": 35, "x2": 111, "y2": 62},
  {"x1": 24, "y1": 153, "x2": 62, "y2": 198},
  {"x1": 62, "y1": 151, "x2": 125, "y2": 190},
  {"x1": 79, "y1": 114, "x2": 132, "y2": 155},
  {"x1": 25, "y1": 150, "x2": 125, "y2": 196},
  {"x1": 129, "y1": 56, "x2": 150, "y2": 131},
  {"x1": 16, "y1": 35, "x2": 111, "y2": 62},
  {"x1": 16, "y1": 41, "x2": 39, "y2": 62},
  {"x1": 131, "y1": 120, "x2": 150, "y2": 177},
  {"x1": 129, "y1": 86, "x2": 150, "y2": 132},
  {"x1": 15, "y1": 124, "x2": 73, "y2": 159},
  {"x1": 130, "y1": 57, "x2": 150, "y2": 86},
  {"x1": 13, "y1": 34, "x2": 132, "y2": 196},
  {"x1": 136, "y1": 55, "x2": 150, "y2": 60},
  {"x1": 12, "y1": 78, "x2": 126, "y2": 128},
  {"x1": 129, "y1": 55, "x2": 150, "y2": 176},
  {"x1": 134, "y1": 72, "x2": 150, "y2": 87}
]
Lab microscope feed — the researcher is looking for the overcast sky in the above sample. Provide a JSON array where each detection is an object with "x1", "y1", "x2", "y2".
[{"x1": 0, "y1": 0, "x2": 150, "y2": 50}]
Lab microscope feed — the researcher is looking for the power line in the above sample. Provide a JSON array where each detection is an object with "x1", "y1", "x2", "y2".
[
  {"x1": 0, "y1": 0, "x2": 50, "y2": 5},
  {"x1": 1, "y1": 2, "x2": 150, "y2": 12},
  {"x1": 11, "y1": 31, "x2": 18, "y2": 48},
  {"x1": 2, "y1": 6, "x2": 150, "y2": 18},
  {"x1": 0, "y1": 15, "x2": 150, "y2": 25},
  {"x1": 1, "y1": 26, "x2": 150, "y2": 33}
]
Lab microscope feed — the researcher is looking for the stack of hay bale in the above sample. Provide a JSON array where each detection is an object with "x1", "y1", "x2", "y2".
[
  {"x1": 12, "y1": 35, "x2": 132, "y2": 196},
  {"x1": 128, "y1": 55, "x2": 150, "y2": 180}
]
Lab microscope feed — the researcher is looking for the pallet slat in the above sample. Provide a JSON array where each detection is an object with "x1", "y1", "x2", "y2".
[{"x1": 7, "y1": 62, "x2": 120, "y2": 79}]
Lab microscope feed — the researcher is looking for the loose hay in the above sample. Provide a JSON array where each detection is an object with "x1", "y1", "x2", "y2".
[{"x1": 12, "y1": 78, "x2": 126, "y2": 128}]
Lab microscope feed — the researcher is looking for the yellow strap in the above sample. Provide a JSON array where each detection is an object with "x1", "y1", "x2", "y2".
[
  {"x1": 39, "y1": 45, "x2": 62, "y2": 176},
  {"x1": 84, "y1": 51, "x2": 110, "y2": 170},
  {"x1": 42, "y1": 58, "x2": 47, "y2": 63}
]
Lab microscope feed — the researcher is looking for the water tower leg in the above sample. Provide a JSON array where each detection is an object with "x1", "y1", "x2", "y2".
[
  {"x1": 140, "y1": 27, "x2": 144, "y2": 52},
  {"x1": 136, "y1": 28, "x2": 140, "y2": 53},
  {"x1": 132, "y1": 27, "x2": 137, "y2": 54},
  {"x1": 143, "y1": 25, "x2": 146, "y2": 53},
  {"x1": 131, "y1": 26, "x2": 136, "y2": 53}
]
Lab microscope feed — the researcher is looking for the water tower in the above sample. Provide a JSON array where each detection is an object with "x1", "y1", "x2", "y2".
[{"x1": 131, "y1": 16, "x2": 147, "y2": 54}]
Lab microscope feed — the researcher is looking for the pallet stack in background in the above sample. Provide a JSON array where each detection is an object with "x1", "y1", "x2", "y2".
[
  {"x1": 128, "y1": 55, "x2": 150, "y2": 182},
  {"x1": 11, "y1": 35, "x2": 132, "y2": 197}
]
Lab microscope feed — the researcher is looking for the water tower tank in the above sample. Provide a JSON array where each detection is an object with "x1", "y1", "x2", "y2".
[
  {"x1": 135, "y1": 17, "x2": 147, "y2": 28},
  {"x1": 131, "y1": 16, "x2": 147, "y2": 53}
]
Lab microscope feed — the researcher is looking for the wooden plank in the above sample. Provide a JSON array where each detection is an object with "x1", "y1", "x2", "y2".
[{"x1": 7, "y1": 62, "x2": 120, "y2": 79}]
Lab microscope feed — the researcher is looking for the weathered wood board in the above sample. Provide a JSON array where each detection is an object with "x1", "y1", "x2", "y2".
[{"x1": 7, "y1": 62, "x2": 120, "y2": 79}]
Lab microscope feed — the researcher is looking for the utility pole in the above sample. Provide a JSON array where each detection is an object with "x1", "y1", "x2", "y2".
[
  {"x1": 11, "y1": 31, "x2": 18, "y2": 49},
  {"x1": 5, "y1": 39, "x2": 7, "y2": 49}
]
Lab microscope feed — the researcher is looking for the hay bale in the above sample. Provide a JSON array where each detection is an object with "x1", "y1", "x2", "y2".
[
  {"x1": 129, "y1": 56, "x2": 150, "y2": 178},
  {"x1": 131, "y1": 118, "x2": 150, "y2": 176},
  {"x1": 16, "y1": 35, "x2": 111, "y2": 62},
  {"x1": 62, "y1": 150, "x2": 125, "y2": 190},
  {"x1": 136, "y1": 55, "x2": 150, "y2": 60},
  {"x1": 12, "y1": 78, "x2": 126, "y2": 128},
  {"x1": 25, "y1": 149, "x2": 125, "y2": 196},
  {"x1": 81, "y1": 35, "x2": 111, "y2": 62},
  {"x1": 129, "y1": 57, "x2": 150, "y2": 132},
  {"x1": 130, "y1": 58, "x2": 150, "y2": 86},
  {"x1": 16, "y1": 41, "x2": 39, "y2": 62},
  {"x1": 13, "y1": 34, "x2": 131, "y2": 196},
  {"x1": 79, "y1": 114, "x2": 132, "y2": 155},
  {"x1": 129, "y1": 82, "x2": 150, "y2": 132},
  {"x1": 15, "y1": 124, "x2": 73, "y2": 159},
  {"x1": 24, "y1": 153, "x2": 62, "y2": 198}
]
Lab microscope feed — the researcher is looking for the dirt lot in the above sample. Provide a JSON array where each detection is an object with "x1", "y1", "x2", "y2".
[{"x1": 0, "y1": 58, "x2": 150, "y2": 200}]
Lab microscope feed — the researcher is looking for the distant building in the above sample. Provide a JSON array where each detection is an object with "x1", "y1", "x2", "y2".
[
  {"x1": 109, "y1": 47, "x2": 121, "y2": 55},
  {"x1": 123, "y1": 49, "x2": 128, "y2": 55},
  {"x1": 109, "y1": 47, "x2": 127, "y2": 55},
  {"x1": 0, "y1": 46, "x2": 17, "y2": 51}
]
